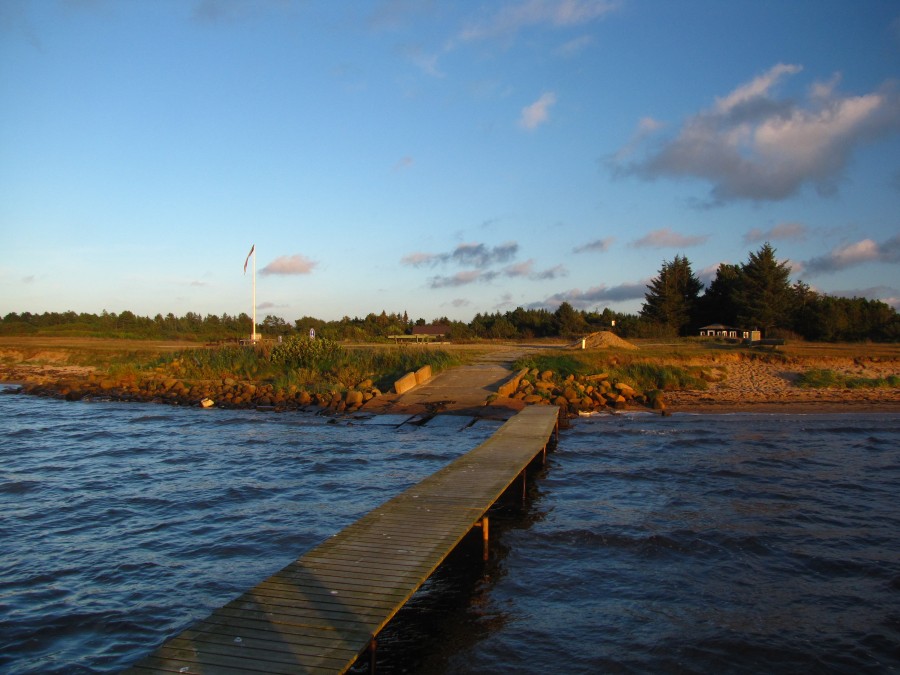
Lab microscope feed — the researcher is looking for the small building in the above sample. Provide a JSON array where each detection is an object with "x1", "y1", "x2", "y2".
[
  {"x1": 412, "y1": 324, "x2": 449, "y2": 339},
  {"x1": 388, "y1": 324, "x2": 450, "y2": 344},
  {"x1": 699, "y1": 324, "x2": 761, "y2": 341}
]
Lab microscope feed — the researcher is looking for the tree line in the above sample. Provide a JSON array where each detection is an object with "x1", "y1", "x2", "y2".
[
  {"x1": 640, "y1": 243, "x2": 899, "y2": 342},
  {"x1": 2, "y1": 243, "x2": 897, "y2": 342}
]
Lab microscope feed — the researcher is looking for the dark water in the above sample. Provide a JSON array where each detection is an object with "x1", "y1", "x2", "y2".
[{"x1": 2, "y1": 389, "x2": 899, "y2": 674}]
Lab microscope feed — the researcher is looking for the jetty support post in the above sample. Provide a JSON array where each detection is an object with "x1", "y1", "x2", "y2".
[
  {"x1": 367, "y1": 636, "x2": 377, "y2": 675},
  {"x1": 474, "y1": 516, "x2": 489, "y2": 561}
]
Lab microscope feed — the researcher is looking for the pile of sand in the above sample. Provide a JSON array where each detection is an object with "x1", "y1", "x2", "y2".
[{"x1": 575, "y1": 331, "x2": 639, "y2": 350}]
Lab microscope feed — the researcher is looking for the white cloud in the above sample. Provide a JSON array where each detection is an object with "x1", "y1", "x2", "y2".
[
  {"x1": 804, "y1": 234, "x2": 900, "y2": 275},
  {"x1": 631, "y1": 227, "x2": 709, "y2": 249},
  {"x1": 714, "y1": 63, "x2": 802, "y2": 114},
  {"x1": 612, "y1": 64, "x2": 900, "y2": 203},
  {"x1": 519, "y1": 92, "x2": 557, "y2": 130},
  {"x1": 259, "y1": 254, "x2": 317, "y2": 276}
]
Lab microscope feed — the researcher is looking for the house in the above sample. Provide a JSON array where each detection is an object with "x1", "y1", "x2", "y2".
[
  {"x1": 699, "y1": 324, "x2": 761, "y2": 341},
  {"x1": 412, "y1": 324, "x2": 449, "y2": 339},
  {"x1": 388, "y1": 324, "x2": 450, "y2": 344}
]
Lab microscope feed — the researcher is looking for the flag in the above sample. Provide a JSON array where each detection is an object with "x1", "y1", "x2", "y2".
[{"x1": 243, "y1": 244, "x2": 255, "y2": 274}]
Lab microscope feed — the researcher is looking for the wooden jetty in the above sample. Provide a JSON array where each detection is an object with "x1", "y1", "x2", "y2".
[{"x1": 126, "y1": 405, "x2": 559, "y2": 674}]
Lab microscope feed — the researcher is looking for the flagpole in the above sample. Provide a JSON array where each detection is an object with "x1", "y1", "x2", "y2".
[{"x1": 252, "y1": 247, "x2": 257, "y2": 342}]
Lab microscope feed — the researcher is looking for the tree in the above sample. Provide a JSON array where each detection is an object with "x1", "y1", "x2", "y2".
[
  {"x1": 735, "y1": 243, "x2": 793, "y2": 335},
  {"x1": 554, "y1": 301, "x2": 588, "y2": 337},
  {"x1": 640, "y1": 255, "x2": 703, "y2": 335},
  {"x1": 696, "y1": 263, "x2": 742, "y2": 327}
]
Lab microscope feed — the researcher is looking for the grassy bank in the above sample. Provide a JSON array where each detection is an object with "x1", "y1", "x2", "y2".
[
  {"x1": 795, "y1": 369, "x2": 900, "y2": 389},
  {"x1": 139, "y1": 338, "x2": 463, "y2": 393},
  {"x1": 512, "y1": 352, "x2": 709, "y2": 392}
]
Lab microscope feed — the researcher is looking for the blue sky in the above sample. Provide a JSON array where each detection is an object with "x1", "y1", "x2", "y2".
[{"x1": 2, "y1": 0, "x2": 899, "y2": 324}]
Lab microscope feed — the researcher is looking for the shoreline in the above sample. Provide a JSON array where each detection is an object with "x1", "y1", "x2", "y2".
[
  {"x1": 2, "y1": 338, "x2": 898, "y2": 417},
  {"x1": 3, "y1": 374, "x2": 898, "y2": 417}
]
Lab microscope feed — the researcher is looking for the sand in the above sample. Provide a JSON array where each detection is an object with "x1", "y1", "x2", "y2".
[{"x1": 665, "y1": 358, "x2": 900, "y2": 413}]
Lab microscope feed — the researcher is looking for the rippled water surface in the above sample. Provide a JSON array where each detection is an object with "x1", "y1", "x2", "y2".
[
  {"x1": 0, "y1": 390, "x2": 500, "y2": 674},
  {"x1": 423, "y1": 412, "x2": 900, "y2": 674},
  {"x1": 2, "y1": 388, "x2": 899, "y2": 674}
]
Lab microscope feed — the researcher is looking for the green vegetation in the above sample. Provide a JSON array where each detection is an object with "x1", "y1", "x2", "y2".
[
  {"x1": 513, "y1": 352, "x2": 708, "y2": 392},
  {"x1": 142, "y1": 341, "x2": 463, "y2": 393},
  {"x1": 795, "y1": 368, "x2": 900, "y2": 389},
  {"x1": 641, "y1": 243, "x2": 899, "y2": 341}
]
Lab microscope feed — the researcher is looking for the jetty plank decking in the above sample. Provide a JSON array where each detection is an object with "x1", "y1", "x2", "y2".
[{"x1": 126, "y1": 405, "x2": 559, "y2": 674}]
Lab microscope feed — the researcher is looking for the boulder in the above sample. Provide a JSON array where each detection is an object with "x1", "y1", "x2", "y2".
[
  {"x1": 615, "y1": 383, "x2": 636, "y2": 398},
  {"x1": 345, "y1": 390, "x2": 364, "y2": 407}
]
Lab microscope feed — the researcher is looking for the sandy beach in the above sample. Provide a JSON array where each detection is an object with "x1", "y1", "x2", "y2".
[{"x1": 664, "y1": 356, "x2": 900, "y2": 413}]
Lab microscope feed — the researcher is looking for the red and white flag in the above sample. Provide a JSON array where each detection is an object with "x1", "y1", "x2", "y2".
[{"x1": 243, "y1": 244, "x2": 255, "y2": 274}]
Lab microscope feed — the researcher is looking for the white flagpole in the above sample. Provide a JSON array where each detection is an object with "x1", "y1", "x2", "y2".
[{"x1": 252, "y1": 247, "x2": 257, "y2": 342}]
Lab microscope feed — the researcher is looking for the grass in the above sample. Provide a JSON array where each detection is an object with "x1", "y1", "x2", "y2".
[
  {"x1": 795, "y1": 368, "x2": 900, "y2": 389},
  {"x1": 513, "y1": 352, "x2": 708, "y2": 391},
  {"x1": 142, "y1": 342, "x2": 464, "y2": 393}
]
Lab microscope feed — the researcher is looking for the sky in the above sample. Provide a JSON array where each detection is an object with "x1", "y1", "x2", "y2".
[{"x1": 2, "y1": 0, "x2": 899, "y2": 325}]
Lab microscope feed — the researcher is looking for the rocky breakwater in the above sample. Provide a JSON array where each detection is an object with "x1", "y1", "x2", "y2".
[
  {"x1": 14, "y1": 373, "x2": 384, "y2": 414},
  {"x1": 496, "y1": 368, "x2": 668, "y2": 416}
]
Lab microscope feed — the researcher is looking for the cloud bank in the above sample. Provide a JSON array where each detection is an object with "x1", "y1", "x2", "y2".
[
  {"x1": 401, "y1": 241, "x2": 567, "y2": 288},
  {"x1": 612, "y1": 63, "x2": 900, "y2": 203},
  {"x1": 803, "y1": 234, "x2": 900, "y2": 275},
  {"x1": 538, "y1": 279, "x2": 649, "y2": 310}
]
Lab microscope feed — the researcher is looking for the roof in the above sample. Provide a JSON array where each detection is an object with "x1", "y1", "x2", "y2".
[{"x1": 412, "y1": 324, "x2": 449, "y2": 335}]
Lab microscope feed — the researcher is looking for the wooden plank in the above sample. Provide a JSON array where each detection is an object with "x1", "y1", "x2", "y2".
[{"x1": 126, "y1": 406, "x2": 557, "y2": 674}]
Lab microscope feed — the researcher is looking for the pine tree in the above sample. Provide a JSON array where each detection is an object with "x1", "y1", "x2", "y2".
[
  {"x1": 640, "y1": 255, "x2": 703, "y2": 335},
  {"x1": 696, "y1": 263, "x2": 742, "y2": 326},
  {"x1": 735, "y1": 243, "x2": 793, "y2": 335}
]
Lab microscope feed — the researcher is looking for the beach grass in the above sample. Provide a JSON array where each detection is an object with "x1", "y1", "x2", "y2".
[
  {"x1": 513, "y1": 351, "x2": 708, "y2": 391},
  {"x1": 796, "y1": 368, "x2": 900, "y2": 389}
]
